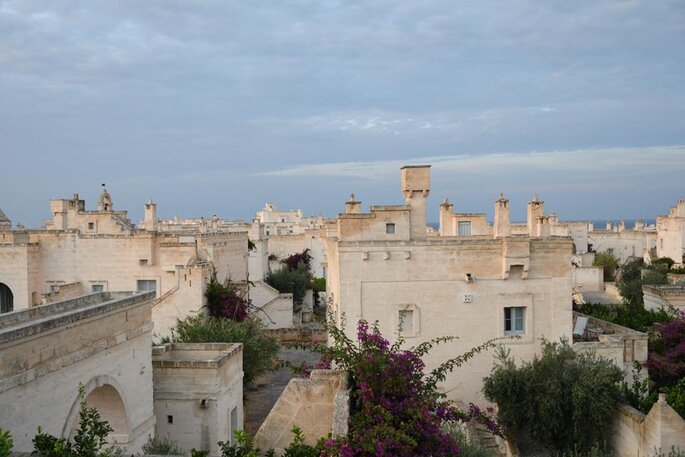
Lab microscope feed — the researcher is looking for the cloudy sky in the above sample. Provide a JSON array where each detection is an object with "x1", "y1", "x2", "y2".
[{"x1": 1, "y1": 0, "x2": 683, "y2": 227}]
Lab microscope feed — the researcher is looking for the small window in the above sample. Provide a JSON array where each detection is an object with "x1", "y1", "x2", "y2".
[
  {"x1": 88, "y1": 222, "x2": 95, "y2": 230},
  {"x1": 504, "y1": 307, "x2": 525, "y2": 335},
  {"x1": 92, "y1": 284, "x2": 104, "y2": 293},
  {"x1": 137, "y1": 280, "x2": 157, "y2": 293},
  {"x1": 167, "y1": 415, "x2": 174, "y2": 424},
  {"x1": 458, "y1": 221, "x2": 471, "y2": 236},
  {"x1": 398, "y1": 309, "x2": 414, "y2": 335},
  {"x1": 386, "y1": 223, "x2": 396, "y2": 234}
]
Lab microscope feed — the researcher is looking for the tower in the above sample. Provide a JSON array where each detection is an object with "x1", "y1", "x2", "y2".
[{"x1": 400, "y1": 165, "x2": 431, "y2": 240}]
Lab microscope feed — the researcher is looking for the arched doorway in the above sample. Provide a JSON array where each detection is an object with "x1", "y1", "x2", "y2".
[
  {"x1": 65, "y1": 381, "x2": 130, "y2": 446},
  {"x1": 0, "y1": 283, "x2": 13, "y2": 313}
]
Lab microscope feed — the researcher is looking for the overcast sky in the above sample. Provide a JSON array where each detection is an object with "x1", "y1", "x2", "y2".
[{"x1": 1, "y1": 0, "x2": 683, "y2": 227}]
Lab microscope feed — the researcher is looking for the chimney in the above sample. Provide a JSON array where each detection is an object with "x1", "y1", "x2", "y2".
[
  {"x1": 494, "y1": 193, "x2": 511, "y2": 238},
  {"x1": 401, "y1": 165, "x2": 431, "y2": 240},
  {"x1": 344, "y1": 194, "x2": 361, "y2": 214}
]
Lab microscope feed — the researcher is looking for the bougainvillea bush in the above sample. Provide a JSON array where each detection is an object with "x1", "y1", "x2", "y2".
[
  {"x1": 646, "y1": 310, "x2": 685, "y2": 387},
  {"x1": 297, "y1": 317, "x2": 500, "y2": 457}
]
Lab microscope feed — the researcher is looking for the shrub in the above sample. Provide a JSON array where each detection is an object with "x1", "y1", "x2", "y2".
[
  {"x1": 440, "y1": 422, "x2": 496, "y2": 457},
  {"x1": 298, "y1": 316, "x2": 501, "y2": 457},
  {"x1": 661, "y1": 377, "x2": 685, "y2": 419},
  {"x1": 265, "y1": 263, "x2": 311, "y2": 307},
  {"x1": 171, "y1": 315, "x2": 279, "y2": 388},
  {"x1": 33, "y1": 385, "x2": 114, "y2": 457},
  {"x1": 282, "y1": 249, "x2": 312, "y2": 271},
  {"x1": 617, "y1": 258, "x2": 645, "y2": 305},
  {"x1": 580, "y1": 302, "x2": 677, "y2": 333},
  {"x1": 670, "y1": 265, "x2": 685, "y2": 275},
  {"x1": 652, "y1": 257, "x2": 675, "y2": 270},
  {"x1": 593, "y1": 252, "x2": 619, "y2": 282},
  {"x1": 205, "y1": 270, "x2": 249, "y2": 321},
  {"x1": 482, "y1": 340, "x2": 623, "y2": 453},
  {"x1": 141, "y1": 436, "x2": 183, "y2": 455},
  {"x1": 0, "y1": 429, "x2": 13, "y2": 457},
  {"x1": 645, "y1": 310, "x2": 685, "y2": 387}
]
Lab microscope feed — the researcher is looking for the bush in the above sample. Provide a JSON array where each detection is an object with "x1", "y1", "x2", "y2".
[
  {"x1": 0, "y1": 429, "x2": 13, "y2": 457},
  {"x1": 593, "y1": 252, "x2": 619, "y2": 282},
  {"x1": 265, "y1": 263, "x2": 311, "y2": 307},
  {"x1": 171, "y1": 315, "x2": 279, "y2": 388},
  {"x1": 33, "y1": 385, "x2": 115, "y2": 457},
  {"x1": 670, "y1": 265, "x2": 685, "y2": 275},
  {"x1": 482, "y1": 340, "x2": 623, "y2": 453},
  {"x1": 617, "y1": 258, "x2": 645, "y2": 305},
  {"x1": 141, "y1": 436, "x2": 183, "y2": 455},
  {"x1": 653, "y1": 257, "x2": 676, "y2": 270},
  {"x1": 297, "y1": 316, "x2": 501, "y2": 457},
  {"x1": 580, "y1": 302, "x2": 677, "y2": 333},
  {"x1": 661, "y1": 377, "x2": 685, "y2": 419},
  {"x1": 441, "y1": 422, "x2": 496, "y2": 457},
  {"x1": 205, "y1": 270, "x2": 249, "y2": 321},
  {"x1": 645, "y1": 310, "x2": 685, "y2": 387}
]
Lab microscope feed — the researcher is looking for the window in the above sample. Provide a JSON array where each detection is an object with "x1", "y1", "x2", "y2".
[
  {"x1": 398, "y1": 309, "x2": 414, "y2": 335},
  {"x1": 167, "y1": 415, "x2": 173, "y2": 424},
  {"x1": 504, "y1": 307, "x2": 525, "y2": 335},
  {"x1": 386, "y1": 223, "x2": 396, "y2": 234},
  {"x1": 88, "y1": 222, "x2": 95, "y2": 230},
  {"x1": 458, "y1": 221, "x2": 471, "y2": 236},
  {"x1": 137, "y1": 280, "x2": 157, "y2": 294},
  {"x1": 91, "y1": 284, "x2": 104, "y2": 293}
]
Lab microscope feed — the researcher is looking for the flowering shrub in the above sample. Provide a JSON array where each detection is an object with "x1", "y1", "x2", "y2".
[
  {"x1": 296, "y1": 316, "x2": 500, "y2": 457},
  {"x1": 646, "y1": 310, "x2": 685, "y2": 387},
  {"x1": 282, "y1": 249, "x2": 312, "y2": 271},
  {"x1": 205, "y1": 269, "x2": 249, "y2": 321}
]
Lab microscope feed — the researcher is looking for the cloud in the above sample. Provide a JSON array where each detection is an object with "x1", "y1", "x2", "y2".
[{"x1": 257, "y1": 145, "x2": 685, "y2": 180}]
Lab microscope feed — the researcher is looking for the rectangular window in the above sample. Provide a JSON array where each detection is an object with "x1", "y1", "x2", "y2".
[
  {"x1": 91, "y1": 284, "x2": 104, "y2": 293},
  {"x1": 458, "y1": 221, "x2": 471, "y2": 236},
  {"x1": 504, "y1": 307, "x2": 525, "y2": 335},
  {"x1": 386, "y1": 223, "x2": 396, "y2": 234},
  {"x1": 88, "y1": 222, "x2": 95, "y2": 230},
  {"x1": 137, "y1": 280, "x2": 157, "y2": 293},
  {"x1": 167, "y1": 415, "x2": 173, "y2": 424}
]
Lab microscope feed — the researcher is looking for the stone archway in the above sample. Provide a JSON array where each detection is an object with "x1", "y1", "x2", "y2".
[
  {"x1": 0, "y1": 283, "x2": 13, "y2": 313},
  {"x1": 63, "y1": 377, "x2": 130, "y2": 446}
]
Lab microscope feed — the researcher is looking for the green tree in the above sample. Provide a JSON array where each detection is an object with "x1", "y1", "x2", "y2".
[
  {"x1": 593, "y1": 252, "x2": 619, "y2": 282},
  {"x1": 617, "y1": 258, "x2": 645, "y2": 305},
  {"x1": 482, "y1": 340, "x2": 623, "y2": 453},
  {"x1": 265, "y1": 263, "x2": 311, "y2": 308},
  {"x1": 171, "y1": 315, "x2": 279, "y2": 388}
]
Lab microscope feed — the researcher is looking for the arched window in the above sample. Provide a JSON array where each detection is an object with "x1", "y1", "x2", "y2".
[{"x1": 0, "y1": 283, "x2": 13, "y2": 313}]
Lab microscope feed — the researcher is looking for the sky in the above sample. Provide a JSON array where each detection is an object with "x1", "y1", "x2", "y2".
[{"x1": 1, "y1": 0, "x2": 684, "y2": 227}]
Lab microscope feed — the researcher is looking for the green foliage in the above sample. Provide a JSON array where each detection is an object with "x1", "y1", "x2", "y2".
[
  {"x1": 440, "y1": 422, "x2": 496, "y2": 457},
  {"x1": 580, "y1": 302, "x2": 677, "y2": 333},
  {"x1": 670, "y1": 265, "x2": 685, "y2": 275},
  {"x1": 281, "y1": 427, "x2": 327, "y2": 457},
  {"x1": 620, "y1": 362, "x2": 653, "y2": 414},
  {"x1": 555, "y1": 444, "x2": 614, "y2": 457},
  {"x1": 661, "y1": 377, "x2": 685, "y2": 419},
  {"x1": 265, "y1": 263, "x2": 311, "y2": 307},
  {"x1": 171, "y1": 315, "x2": 279, "y2": 388},
  {"x1": 617, "y1": 258, "x2": 645, "y2": 305},
  {"x1": 652, "y1": 257, "x2": 675, "y2": 269},
  {"x1": 482, "y1": 340, "x2": 624, "y2": 453},
  {"x1": 33, "y1": 385, "x2": 114, "y2": 457},
  {"x1": 141, "y1": 436, "x2": 183, "y2": 455},
  {"x1": 643, "y1": 270, "x2": 668, "y2": 286},
  {"x1": 247, "y1": 239, "x2": 256, "y2": 251},
  {"x1": 0, "y1": 429, "x2": 13, "y2": 457},
  {"x1": 311, "y1": 277, "x2": 326, "y2": 293},
  {"x1": 218, "y1": 430, "x2": 260, "y2": 457},
  {"x1": 593, "y1": 252, "x2": 619, "y2": 282},
  {"x1": 190, "y1": 449, "x2": 209, "y2": 457}
]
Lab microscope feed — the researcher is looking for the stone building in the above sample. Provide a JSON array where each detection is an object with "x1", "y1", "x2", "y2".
[
  {"x1": 326, "y1": 165, "x2": 574, "y2": 404},
  {"x1": 0, "y1": 189, "x2": 248, "y2": 337},
  {"x1": 0, "y1": 291, "x2": 157, "y2": 453},
  {"x1": 152, "y1": 343, "x2": 244, "y2": 456},
  {"x1": 656, "y1": 198, "x2": 685, "y2": 265}
]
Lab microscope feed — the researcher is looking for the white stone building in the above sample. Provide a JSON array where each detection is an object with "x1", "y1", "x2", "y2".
[
  {"x1": 656, "y1": 198, "x2": 685, "y2": 265},
  {"x1": 0, "y1": 189, "x2": 248, "y2": 337},
  {"x1": 326, "y1": 165, "x2": 574, "y2": 404}
]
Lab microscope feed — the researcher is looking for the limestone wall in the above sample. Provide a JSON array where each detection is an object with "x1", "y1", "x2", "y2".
[
  {"x1": 643, "y1": 285, "x2": 685, "y2": 312},
  {"x1": 572, "y1": 266, "x2": 604, "y2": 292},
  {"x1": 250, "y1": 281, "x2": 294, "y2": 329},
  {"x1": 330, "y1": 236, "x2": 573, "y2": 404},
  {"x1": 0, "y1": 291, "x2": 156, "y2": 453},
  {"x1": 254, "y1": 370, "x2": 349, "y2": 454},
  {"x1": 152, "y1": 343, "x2": 244, "y2": 457},
  {"x1": 611, "y1": 395, "x2": 685, "y2": 456}
]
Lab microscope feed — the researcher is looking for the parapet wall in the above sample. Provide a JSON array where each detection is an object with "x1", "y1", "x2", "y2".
[
  {"x1": 254, "y1": 370, "x2": 350, "y2": 454},
  {"x1": 611, "y1": 395, "x2": 685, "y2": 456}
]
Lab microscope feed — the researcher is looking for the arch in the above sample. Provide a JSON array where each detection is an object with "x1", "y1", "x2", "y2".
[
  {"x1": 0, "y1": 283, "x2": 13, "y2": 313},
  {"x1": 62, "y1": 376, "x2": 130, "y2": 445}
]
